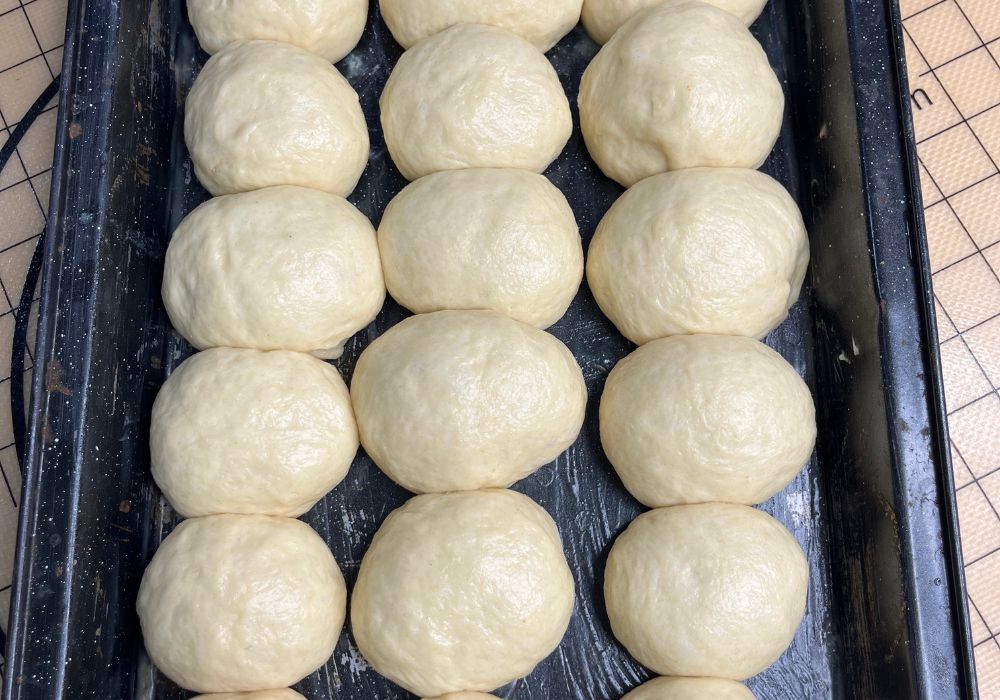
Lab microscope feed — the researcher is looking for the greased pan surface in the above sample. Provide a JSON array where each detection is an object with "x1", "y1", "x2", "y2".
[{"x1": 4, "y1": 0, "x2": 976, "y2": 698}]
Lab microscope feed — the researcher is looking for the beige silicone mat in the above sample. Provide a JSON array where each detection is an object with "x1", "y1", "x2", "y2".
[{"x1": 0, "y1": 0, "x2": 997, "y2": 694}]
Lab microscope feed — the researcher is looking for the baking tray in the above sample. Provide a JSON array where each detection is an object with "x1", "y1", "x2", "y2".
[{"x1": 2, "y1": 0, "x2": 978, "y2": 698}]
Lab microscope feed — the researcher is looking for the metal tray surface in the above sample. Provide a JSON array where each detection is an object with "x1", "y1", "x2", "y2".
[{"x1": 2, "y1": 0, "x2": 976, "y2": 698}]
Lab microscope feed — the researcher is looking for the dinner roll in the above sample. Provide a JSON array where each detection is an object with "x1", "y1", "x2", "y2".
[
  {"x1": 586, "y1": 169, "x2": 808, "y2": 344},
  {"x1": 582, "y1": 0, "x2": 767, "y2": 44},
  {"x1": 163, "y1": 186, "x2": 384, "y2": 358},
  {"x1": 378, "y1": 169, "x2": 582, "y2": 328},
  {"x1": 351, "y1": 310, "x2": 586, "y2": 493},
  {"x1": 605, "y1": 504, "x2": 808, "y2": 680},
  {"x1": 151, "y1": 348, "x2": 358, "y2": 518},
  {"x1": 137, "y1": 515, "x2": 346, "y2": 693},
  {"x1": 185, "y1": 41, "x2": 368, "y2": 196},
  {"x1": 352, "y1": 490, "x2": 574, "y2": 697},
  {"x1": 187, "y1": 0, "x2": 368, "y2": 62},
  {"x1": 622, "y1": 677, "x2": 755, "y2": 700},
  {"x1": 579, "y1": 2, "x2": 783, "y2": 186},
  {"x1": 601, "y1": 336, "x2": 815, "y2": 507},
  {"x1": 380, "y1": 24, "x2": 572, "y2": 180},
  {"x1": 192, "y1": 692, "x2": 306, "y2": 700},
  {"x1": 380, "y1": 0, "x2": 582, "y2": 51}
]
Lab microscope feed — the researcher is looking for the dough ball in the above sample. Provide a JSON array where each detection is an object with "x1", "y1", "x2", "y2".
[
  {"x1": 187, "y1": 0, "x2": 368, "y2": 62},
  {"x1": 185, "y1": 40, "x2": 369, "y2": 196},
  {"x1": 164, "y1": 186, "x2": 384, "y2": 358},
  {"x1": 137, "y1": 515, "x2": 346, "y2": 693},
  {"x1": 379, "y1": 0, "x2": 582, "y2": 51},
  {"x1": 192, "y1": 692, "x2": 306, "y2": 700},
  {"x1": 582, "y1": 0, "x2": 767, "y2": 43},
  {"x1": 352, "y1": 310, "x2": 586, "y2": 493},
  {"x1": 622, "y1": 677, "x2": 755, "y2": 700},
  {"x1": 380, "y1": 24, "x2": 572, "y2": 180},
  {"x1": 579, "y1": 3, "x2": 783, "y2": 185},
  {"x1": 601, "y1": 336, "x2": 815, "y2": 507},
  {"x1": 351, "y1": 490, "x2": 575, "y2": 696},
  {"x1": 586, "y1": 169, "x2": 808, "y2": 344},
  {"x1": 423, "y1": 695, "x2": 500, "y2": 700},
  {"x1": 378, "y1": 169, "x2": 582, "y2": 328},
  {"x1": 151, "y1": 348, "x2": 358, "y2": 518},
  {"x1": 604, "y1": 504, "x2": 808, "y2": 680}
]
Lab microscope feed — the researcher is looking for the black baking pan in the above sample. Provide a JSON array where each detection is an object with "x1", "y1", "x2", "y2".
[{"x1": 1, "y1": 0, "x2": 978, "y2": 698}]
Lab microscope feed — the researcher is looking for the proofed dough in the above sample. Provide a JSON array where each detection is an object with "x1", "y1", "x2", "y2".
[
  {"x1": 185, "y1": 41, "x2": 369, "y2": 196},
  {"x1": 151, "y1": 348, "x2": 358, "y2": 518},
  {"x1": 351, "y1": 490, "x2": 575, "y2": 697},
  {"x1": 137, "y1": 515, "x2": 346, "y2": 693},
  {"x1": 579, "y1": 3, "x2": 784, "y2": 185},
  {"x1": 586, "y1": 169, "x2": 808, "y2": 343},
  {"x1": 600, "y1": 336, "x2": 815, "y2": 507},
  {"x1": 622, "y1": 677, "x2": 755, "y2": 700},
  {"x1": 192, "y1": 692, "x2": 306, "y2": 700},
  {"x1": 187, "y1": 0, "x2": 368, "y2": 62},
  {"x1": 380, "y1": 24, "x2": 572, "y2": 180},
  {"x1": 163, "y1": 186, "x2": 384, "y2": 358},
  {"x1": 582, "y1": 0, "x2": 767, "y2": 43},
  {"x1": 380, "y1": 0, "x2": 582, "y2": 51},
  {"x1": 378, "y1": 169, "x2": 582, "y2": 328},
  {"x1": 605, "y1": 504, "x2": 808, "y2": 680},
  {"x1": 351, "y1": 310, "x2": 586, "y2": 493}
]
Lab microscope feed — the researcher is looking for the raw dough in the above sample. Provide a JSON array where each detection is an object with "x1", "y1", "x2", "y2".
[
  {"x1": 423, "y1": 695, "x2": 499, "y2": 700},
  {"x1": 151, "y1": 348, "x2": 358, "y2": 518},
  {"x1": 579, "y1": 3, "x2": 784, "y2": 186},
  {"x1": 351, "y1": 490, "x2": 575, "y2": 696},
  {"x1": 622, "y1": 677, "x2": 755, "y2": 700},
  {"x1": 380, "y1": 24, "x2": 572, "y2": 180},
  {"x1": 185, "y1": 40, "x2": 368, "y2": 196},
  {"x1": 586, "y1": 169, "x2": 808, "y2": 343},
  {"x1": 192, "y1": 692, "x2": 306, "y2": 700},
  {"x1": 137, "y1": 515, "x2": 346, "y2": 693},
  {"x1": 378, "y1": 169, "x2": 582, "y2": 328},
  {"x1": 604, "y1": 504, "x2": 808, "y2": 680},
  {"x1": 163, "y1": 186, "x2": 384, "y2": 358},
  {"x1": 582, "y1": 0, "x2": 767, "y2": 43},
  {"x1": 380, "y1": 0, "x2": 582, "y2": 51},
  {"x1": 600, "y1": 335, "x2": 815, "y2": 507},
  {"x1": 187, "y1": 0, "x2": 368, "y2": 62},
  {"x1": 351, "y1": 310, "x2": 586, "y2": 493}
]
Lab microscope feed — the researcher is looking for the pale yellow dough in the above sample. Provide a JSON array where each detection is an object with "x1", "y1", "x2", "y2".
[
  {"x1": 380, "y1": 0, "x2": 582, "y2": 51},
  {"x1": 579, "y1": 2, "x2": 784, "y2": 186},
  {"x1": 137, "y1": 515, "x2": 346, "y2": 693},
  {"x1": 150, "y1": 348, "x2": 358, "y2": 518},
  {"x1": 600, "y1": 335, "x2": 815, "y2": 508},
  {"x1": 622, "y1": 677, "x2": 755, "y2": 699},
  {"x1": 351, "y1": 490, "x2": 575, "y2": 697},
  {"x1": 378, "y1": 169, "x2": 582, "y2": 328},
  {"x1": 163, "y1": 186, "x2": 384, "y2": 358},
  {"x1": 192, "y1": 691, "x2": 306, "y2": 700},
  {"x1": 351, "y1": 310, "x2": 586, "y2": 493},
  {"x1": 424, "y1": 694, "x2": 500, "y2": 700},
  {"x1": 605, "y1": 504, "x2": 808, "y2": 680},
  {"x1": 187, "y1": 0, "x2": 368, "y2": 62},
  {"x1": 586, "y1": 168, "x2": 808, "y2": 344},
  {"x1": 380, "y1": 24, "x2": 572, "y2": 180},
  {"x1": 185, "y1": 40, "x2": 368, "y2": 196},
  {"x1": 583, "y1": 0, "x2": 767, "y2": 43}
]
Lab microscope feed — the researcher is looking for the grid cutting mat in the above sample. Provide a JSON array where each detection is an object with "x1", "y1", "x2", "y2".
[{"x1": 0, "y1": 0, "x2": 998, "y2": 695}]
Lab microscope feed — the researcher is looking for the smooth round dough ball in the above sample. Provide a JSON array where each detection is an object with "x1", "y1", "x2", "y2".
[
  {"x1": 164, "y1": 186, "x2": 384, "y2": 358},
  {"x1": 380, "y1": 24, "x2": 572, "y2": 180},
  {"x1": 352, "y1": 490, "x2": 575, "y2": 697},
  {"x1": 137, "y1": 515, "x2": 346, "y2": 693},
  {"x1": 424, "y1": 695, "x2": 500, "y2": 700},
  {"x1": 151, "y1": 348, "x2": 358, "y2": 518},
  {"x1": 185, "y1": 40, "x2": 369, "y2": 196},
  {"x1": 380, "y1": 0, "x2": 582, "y2": 51},
  {"x1": 601, "y1": 336, "x2": 815, "y2": 507},
  {"x1": 587, "y1": 169, "x2": 808, "y2": 344},
  {"x1": 583, "y1": 0, "x2": 767, "y2": 43},
  {"x1": 192, "y1": 692, "x2": 306, "y2": 700},
  {"x1": 378, "y1": 169, "x2": 582, "y2": 328},
  {"x1": 579, "y1": 3, "x2": 784, "y2": 186},
  {"x1": 187, "y1": 0, "x2": 368, "y2": 62},
  {"x1": 605, "y1": 504, "x2": 808, "y2": 680},
  {"x1": 352, "y1": 310, "x2": 586, "y2": 493},
  {"x1": 622, "y1": 677, "x2": 755, "y2": 700}
]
